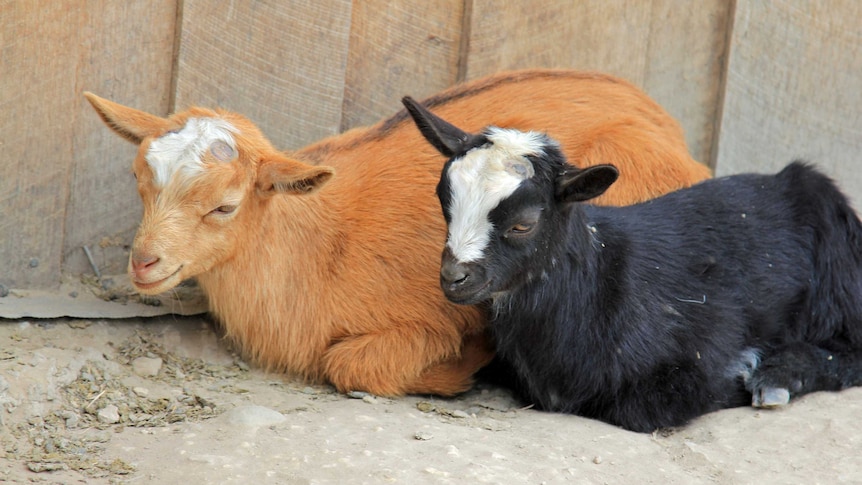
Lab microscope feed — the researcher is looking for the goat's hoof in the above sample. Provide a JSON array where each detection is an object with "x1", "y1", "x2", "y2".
[{"x1": 752, "y1": 387, "x2": 790, "y2": 408}]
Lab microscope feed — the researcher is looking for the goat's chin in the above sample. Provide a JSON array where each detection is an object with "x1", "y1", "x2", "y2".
[
  {"x1": 131, "y1": 267, "x2": 184, "y2": 295},
  {"x1": 443, "y1": 283, "x2": 494, "y2": 306}
]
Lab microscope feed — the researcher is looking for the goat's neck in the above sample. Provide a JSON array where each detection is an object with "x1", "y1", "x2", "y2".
[
  {"x1": 490, "y1": 209, "x2": 620, "y2": 401},
  {"x1": 194, "y1": 188, "x2": 342, "y2": 376},
  {"x1": 198, "y1": 188, "x2": 342, "y2": 310},
  {"x1": 493, "y1": 209, "x2": 607, "y2": 339}
]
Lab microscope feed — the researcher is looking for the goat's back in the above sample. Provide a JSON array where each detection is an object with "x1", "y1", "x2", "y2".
[
  {"x1": 298, "y1": 69, "x2": 710, "y2": 206},
  {"x1": 582, "y1": 162, "x2": 862, "y2": 353}
]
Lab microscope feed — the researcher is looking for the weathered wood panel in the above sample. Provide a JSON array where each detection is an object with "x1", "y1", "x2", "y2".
[
  {"x1": 5, "y1": 0, "x2": 862, "y2": 314},
  {"x1": 715, "y1": 0, "x2": 862, "y2": 205},
  {"x1": 0, "y1": 3, "x2": 68, "y2": 289},
  {"x1": 63, "y1": 0, "x2": 178, "y2": 279},
  {"x1": 0, "y1": 1, "x2": 177, "y2": 290},
  {"x1": 642, "y1": 0, "x2": 734, "y2": 170},
  {"x1": 340, "y1": 0, "x2": 464, "y2": 131},
  {"x1": 174, "y1": 0, "x2": 353, "y2": 150},
  {"x1": 462, "y1": 0, "x2": 731, "y2": 167}
]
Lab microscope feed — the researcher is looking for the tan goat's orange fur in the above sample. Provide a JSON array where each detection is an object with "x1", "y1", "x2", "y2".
[{"x1": 85, "y1": 69, "x2": 711, "y2": 396}]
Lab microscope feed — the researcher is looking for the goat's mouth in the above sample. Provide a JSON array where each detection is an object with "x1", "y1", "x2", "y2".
[
  {"x1": 132, "y1": 266, "x2": 184, "y2": 294},
  {"x1": 443, "y1": 278, "x2": 494, "y2": 306}
]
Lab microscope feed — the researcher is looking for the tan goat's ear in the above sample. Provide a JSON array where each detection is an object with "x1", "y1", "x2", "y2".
[
  {"x1": 256, "y1": 153, "x2": 334, "y2": 196},
  {"x1": 84, "y1": 92, "x2": 171, "y2": 145}
]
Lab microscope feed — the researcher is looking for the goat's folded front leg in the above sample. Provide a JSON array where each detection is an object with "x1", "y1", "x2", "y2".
[{"x1": 321, "y1": 325, "x2": 494, "y2": 397}]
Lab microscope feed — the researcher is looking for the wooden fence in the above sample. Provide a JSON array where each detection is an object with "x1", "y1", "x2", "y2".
[{"x1": 1, "y1": 0, "x2": 860, "y2": 304}]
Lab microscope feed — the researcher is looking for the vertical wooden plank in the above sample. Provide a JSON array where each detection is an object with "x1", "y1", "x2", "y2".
[
  {"x1": 0, "y1": 1, "x2": 176, "y2": 290},
  {"x1": 715, "y1": 0, "x2": 862, "y2": 205},
  {"x1": 174, "y1": 0, "x2": 353, "y2": 150},
  {"x1": 340, "y1": 0, "x2": 464, "y2": 131},
  {"x1": 462, "y1": 0, "x2": 730, "y2": 167},
  {"x1": 641, "y1": 0, "x2": 733, "y2": 168},
  {"x1": 0, "y1": 3, "x2": 69, "y2": 289},
  {"x1": 64, "y1": 0, "x2": 178, "y2": 279},
  {"x1": 464, "y1": 1, "x2": 651, "y2": 85}
]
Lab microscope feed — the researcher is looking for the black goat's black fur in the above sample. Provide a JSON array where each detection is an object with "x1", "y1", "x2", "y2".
[
  {"x1": 450, "y1": 145, "x2": 862, "y2": 432},
  {"x1": 404, "y1": 95, "x2": 862, "y2": 432},
  {"x1": 487, "y1": 155, "x2": 862, "y2": 432}
]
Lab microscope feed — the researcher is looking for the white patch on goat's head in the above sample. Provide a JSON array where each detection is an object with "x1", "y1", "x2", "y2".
[
  {"x1": 445, "y1": 127, "x2": 547, "y2": 263},
  {"x1": 145, "y1": 117, "x2": 238, "y2": 188}
]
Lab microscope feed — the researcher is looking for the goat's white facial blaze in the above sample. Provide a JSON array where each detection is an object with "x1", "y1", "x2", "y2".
[
  {"x1": 445, "y1": 127, "x2": 547, "y2": 263},
  {"x1": 146, "y1": 117, "x2": 238, "y2": 187}
]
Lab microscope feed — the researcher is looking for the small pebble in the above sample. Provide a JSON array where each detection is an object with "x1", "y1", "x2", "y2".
[
  {"x1": 0, "y1": 284, "x2": 8, "y2": 297},
  {"x1": 132, "y1": 387, "x2": 150, "y2": 398},
  {"x1": 414, "y1": 431, "x2": 433, "y2": 441},
  {"x1": 131, "y1": 356, "x2": 163, "y2": 377},
  {"x1": 593, "y1": 456, "x2": 603, "y2": 465},
  {"x1": 362, "y1": 395, "x2": 378, "y2": 404},
  {"x1": 347, "y1": 391, "x2": 369, "y2": 399},
  {"x1": 301, "y1": 387, "x2": 317, "y2": 395},
  {"x1": 416, "y1": 402, "x2": 435, "y2": 413},
  {"x1": 28, "y1": 462, "x2": 69, "y2": 473},
  {"x1": 98, "y1": 405, "x2": 120, "y2": 424},
  {"x1": 450, "y1": 410, "x2": 469, "y2": 419},
  {"x1": 57, "y1": 410, "x2": 79, "y2": 428}
]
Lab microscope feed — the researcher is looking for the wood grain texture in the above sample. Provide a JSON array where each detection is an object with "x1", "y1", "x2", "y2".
[
  {"x1": 641, "y1": 0, "x2": 733, "y2": 169},
  {"x1": 0, "y1": 3, "x2": 68, "y2": 288},
  {"x1": 0, "y1": 1, "x2": 176, "y2": 289},
  {"x1": 340, "y1": 0, "x2": 464, "y2": 131},
  {"x1": 462, "y1": 0, "x2": 730, "y2": 167},
  {"x1": 715, "y1": 0, "x2": 862, "y2": 206},
  {"x1": 8, "y1": 0, "x2": 862, "y2": 304},
  {"x1": 174, "y1": 0, "x2": 353, "y2": 150}
]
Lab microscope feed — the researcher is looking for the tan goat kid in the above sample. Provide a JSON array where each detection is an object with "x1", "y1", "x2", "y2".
[{"x1": 85, "y1": 69, "x2": 711, "y2": 396}]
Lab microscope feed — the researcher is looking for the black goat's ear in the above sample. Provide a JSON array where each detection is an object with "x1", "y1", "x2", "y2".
[
  {"x1": 402, "y1": 96, "x2": 475, "y2": 158},
  {"x1": 556, "y1": 164, "x2": 619, "y2": 203}
]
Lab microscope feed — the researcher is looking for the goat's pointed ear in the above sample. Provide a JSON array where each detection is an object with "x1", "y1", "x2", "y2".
[
  {"x1": 256, "y1": 153, "x2": 334, "y2": 196},
  {"x1": 556, "y1": 165, "x2": 619, "y2": 203},
  {"x1": 84, "y1": 92, "x2": 170, "y2": 145},
  {"x1": 402, "y1": 96, "x2": 475, "y2": 158}
]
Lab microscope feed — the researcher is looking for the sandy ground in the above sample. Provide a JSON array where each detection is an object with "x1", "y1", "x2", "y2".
[{"x1": 0, "y1": 316, "x2": 860, "y2": 484}]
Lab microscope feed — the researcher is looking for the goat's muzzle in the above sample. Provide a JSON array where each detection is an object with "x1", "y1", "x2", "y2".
[
  {"x1": 440, "y1": 248, "x2": 491, "y2": 305},
  {"x1": 128, "y1": 249, "x2": 184, "y2": 294}
]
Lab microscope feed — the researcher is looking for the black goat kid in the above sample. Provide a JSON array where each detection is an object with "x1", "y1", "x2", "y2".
[{"x1": 403, "y1": 96, "x2": 862, "y2": 432}]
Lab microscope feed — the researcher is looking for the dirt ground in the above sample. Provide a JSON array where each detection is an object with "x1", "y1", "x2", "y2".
[{"x1": 0, "y1": 315, "x2": 860, "y2": 484}]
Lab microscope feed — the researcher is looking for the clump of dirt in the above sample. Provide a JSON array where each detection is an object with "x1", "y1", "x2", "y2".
[
  {"x1": 112, "y1": 329, "x2": 247, "y2": 384},
  {"x1": 5, "y1": 328, "x2": 250, "y2": 480}
]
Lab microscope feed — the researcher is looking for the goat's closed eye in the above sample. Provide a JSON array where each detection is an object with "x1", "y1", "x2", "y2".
[
  {"x1": 507, "y1": 222, "x2": 535, "y2": 236},
  {"x1": 210, "y1": 205, "x2": 237, "y2": 215}
]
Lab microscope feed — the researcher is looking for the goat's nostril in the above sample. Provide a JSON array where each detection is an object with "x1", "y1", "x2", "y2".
[
  {"x1": 441, "y1": 263, "x2": 469, "y2": 285},
  {"x1": 131, "y1": 253, "x2": 160, "y2": 272}
]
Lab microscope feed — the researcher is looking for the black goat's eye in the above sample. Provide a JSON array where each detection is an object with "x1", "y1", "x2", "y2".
[{"x1": 507, "y1": 222, "x2": 535, "y2": 236}]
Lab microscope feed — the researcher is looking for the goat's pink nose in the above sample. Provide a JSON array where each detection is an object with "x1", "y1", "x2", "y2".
[{"x1": 130, "y1": 252, "x2": 160, "y2": 276}]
